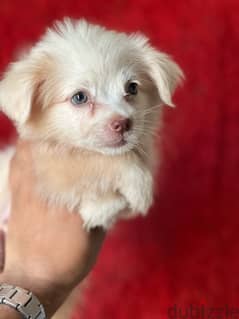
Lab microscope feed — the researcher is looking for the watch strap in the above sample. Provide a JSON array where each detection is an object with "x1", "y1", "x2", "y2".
[{"x1": 0, "y1": 283, "x2": 46, "y2": 318}]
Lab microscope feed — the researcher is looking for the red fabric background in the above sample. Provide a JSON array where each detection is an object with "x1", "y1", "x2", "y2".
[{"x1": 1, "y1": 1, "x2": 239, "y2": 318}]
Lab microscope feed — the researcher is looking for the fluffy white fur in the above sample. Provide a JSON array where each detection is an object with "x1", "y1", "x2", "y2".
[{"x1": 0, "y1": 18, "x2": 183, "y2": 230}]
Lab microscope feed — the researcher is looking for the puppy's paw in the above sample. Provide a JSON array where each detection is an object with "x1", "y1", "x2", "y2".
[
  {"x1": 121, "y1": 169, "x2": 154, "y2": 215},
  {"x1": 80, "y1": 196, "x2": 127, "y2": 230},
  {"x1": 129, "y1": 183, "x2": 153, "y2": 215}
]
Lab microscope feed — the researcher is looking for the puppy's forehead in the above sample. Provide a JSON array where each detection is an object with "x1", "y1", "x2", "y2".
[
  {"x1": 61, "y1": 39, "x2": 138, "y2": 76},
  {"x1": 43, "y1": 22, "x2": 146, "y2": 82}
]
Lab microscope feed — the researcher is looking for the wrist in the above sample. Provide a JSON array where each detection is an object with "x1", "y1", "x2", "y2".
[{"x1": 0, "y1": 304, "x2": 21, "y2": 319}]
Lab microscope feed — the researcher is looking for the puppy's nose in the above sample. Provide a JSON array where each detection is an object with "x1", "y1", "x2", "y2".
[{"x1": 109, "y1": 117, "x2": 132, "y2": 133}]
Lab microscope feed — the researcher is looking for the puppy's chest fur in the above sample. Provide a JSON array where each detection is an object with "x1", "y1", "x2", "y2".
[{"x1": 33, "y1": 145, "x2": 154, "y2": 229}]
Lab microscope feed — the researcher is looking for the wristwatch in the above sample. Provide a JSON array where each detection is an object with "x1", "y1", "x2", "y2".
[{"x1": 0, "y1": 283, "x2": 46, "y2": 318}]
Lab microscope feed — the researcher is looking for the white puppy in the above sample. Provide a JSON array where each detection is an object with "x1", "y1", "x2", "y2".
[{"x1": 0, "y1": 18, "x2": 183, "y2": 230}]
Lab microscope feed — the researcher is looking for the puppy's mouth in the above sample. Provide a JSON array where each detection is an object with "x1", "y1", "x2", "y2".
[
  {"x1": 96, "y1": 131, "x2": 136, "y2": 154},
  {"x1": 104, "y1": 137, "x2": 127, "y2": 148}
]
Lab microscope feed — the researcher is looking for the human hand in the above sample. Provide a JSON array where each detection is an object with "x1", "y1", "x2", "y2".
[{"x1": 0, "y1": 141, "x2": 105, "y2": 317}]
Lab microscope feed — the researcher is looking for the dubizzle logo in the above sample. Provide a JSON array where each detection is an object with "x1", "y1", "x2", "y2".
[{"x1": 167, "y1": 304, "x2": 239, "y2": 319}]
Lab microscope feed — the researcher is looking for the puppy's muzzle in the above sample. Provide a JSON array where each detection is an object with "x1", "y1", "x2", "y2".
[{"x1": 108, "y1": 117, "x2": 132, "y2": 134}]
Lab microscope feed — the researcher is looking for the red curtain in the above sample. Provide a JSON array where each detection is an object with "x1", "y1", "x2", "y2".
[{"x1": 1, "y1": 0, "x2": 239, "y2": 318}]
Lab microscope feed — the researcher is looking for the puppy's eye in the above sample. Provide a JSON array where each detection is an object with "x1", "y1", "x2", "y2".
[
  {"x1": 126, "y1": 82, "x2": 138, "y2": 96},
  {"x1": 71, "y1": 91, "x2": 88, "y2": 105}
]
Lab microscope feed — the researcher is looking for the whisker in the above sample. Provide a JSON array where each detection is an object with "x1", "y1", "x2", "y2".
[
  {"x1": 134, "y1": 143, "x2": 150, "y2": 159},
  {"x1": 133, "y1": 125, "x2": 160, "y2": 135},
  {"x1": 136, "y1": 104, "x2": 161, "y2": 114}
]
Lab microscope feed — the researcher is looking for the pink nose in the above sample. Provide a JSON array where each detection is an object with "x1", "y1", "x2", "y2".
[{"x1": 109, "y1": 117, "x2": 132, "y2": 133}]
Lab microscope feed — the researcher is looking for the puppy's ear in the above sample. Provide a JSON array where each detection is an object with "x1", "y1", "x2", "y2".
[
  {"x1": 135, "y1": 35, "x2": 184, "y2": 107},
  {"x1": 145, "y1": 50, "x2": 184, "y2": 106},
  {"x1": 0, "y1": 54, "x2": 44, "y2": 127}
]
